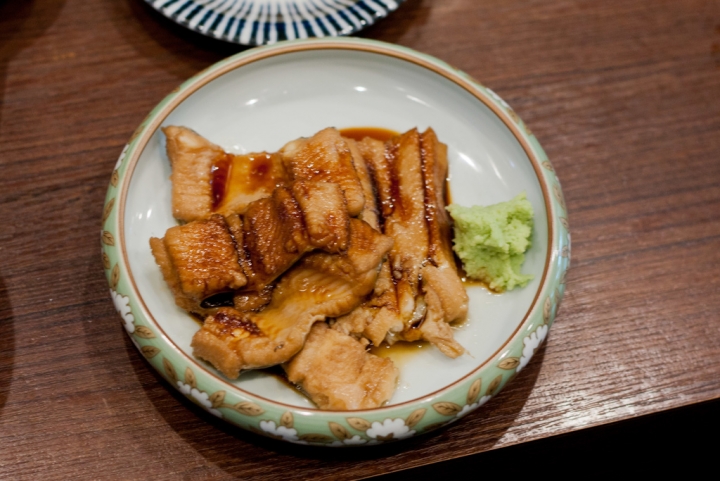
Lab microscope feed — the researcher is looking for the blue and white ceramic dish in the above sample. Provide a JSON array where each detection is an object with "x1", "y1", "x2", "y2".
[{"x1": 144, "y1": 0, "x2": 405, "y2": 46}]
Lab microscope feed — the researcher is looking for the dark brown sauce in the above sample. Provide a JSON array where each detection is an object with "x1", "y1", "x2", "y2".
[
  {"x1": 340, "y1": 126, "x2": 399, "y2": 142},
  {"x1": 211, "y1": 154, "x2": 232, "y2": 210},
  {"x1": 211, "y1": 152, "x2": 278, "y2": 210},
  {"x1": 240, "y1": 152, "x2": 276, "y2": 192},
  {"x1": 370, "y1": 341, "x2": 430, "y2": 369},
  {"x1": 200, "y1": 292, "x2": 235, "y2": 309}
]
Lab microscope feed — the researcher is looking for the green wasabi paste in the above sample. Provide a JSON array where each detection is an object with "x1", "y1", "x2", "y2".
[{"x1": 447, "y1": 193, "x2": 534, "y2": 292}]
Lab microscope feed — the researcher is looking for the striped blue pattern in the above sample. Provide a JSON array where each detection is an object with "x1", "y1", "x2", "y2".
[{"x1": 145, "y1": 0, "x2": 405, "y2": 46}]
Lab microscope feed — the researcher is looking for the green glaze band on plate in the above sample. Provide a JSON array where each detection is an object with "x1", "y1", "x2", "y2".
[{"x1": 102, "y1": 37, "x2": 570, "y2": 446}]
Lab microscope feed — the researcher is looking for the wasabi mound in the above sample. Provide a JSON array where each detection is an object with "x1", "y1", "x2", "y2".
[{"x1": 447, "y1": 193, "x2": 534, "y2": 292}]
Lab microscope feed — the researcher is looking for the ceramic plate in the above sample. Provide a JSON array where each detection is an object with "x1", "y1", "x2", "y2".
[
  {"x1": 144, "y1": 0, "x2": 405, "y2": 46},
  {"x1": 102, "y1": 37, "x2": 570, "y2": 446}
]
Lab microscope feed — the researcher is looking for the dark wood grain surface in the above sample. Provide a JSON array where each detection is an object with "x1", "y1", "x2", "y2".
[{"x1": 1, "y1": 0, "x2": 719, "y2": 479}]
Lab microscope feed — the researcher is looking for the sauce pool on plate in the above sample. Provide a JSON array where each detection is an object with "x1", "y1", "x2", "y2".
[{"x1": 339, "y1": 126, "x2": 399, "y2": 142}]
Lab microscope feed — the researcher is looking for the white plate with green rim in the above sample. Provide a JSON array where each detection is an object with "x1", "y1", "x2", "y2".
[{"x1": 101, "y1": 37, "x2": 570, "y2": 446}]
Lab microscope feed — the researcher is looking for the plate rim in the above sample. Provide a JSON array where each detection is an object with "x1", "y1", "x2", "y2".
[{"x1": 103, "y1": 37, "x2": 570, "y2": 445}]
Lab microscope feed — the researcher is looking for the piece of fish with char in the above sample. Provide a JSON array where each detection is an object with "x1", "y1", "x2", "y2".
[
  {"x1": 418, "y1": 128, "x2": 469, "y2": 332},
  {"x1": 237, "y1": 179, "x2": 351, "y2": 292},
  {"x1": 283, "y1": 323, "x2": 399, "y2": 410},
  {"x1": 163, "y1": 126, "x2": 287, "y2": 222},
  {"x1": 400, "y1": 129, "x2": 469, "y2": 356},
  {"x1": 190, "y1": 218, "x2": 394, "y2": 378},
  {"x1": 163, "y1": 126, "x2": 222, "y2": 222},
  {"x1": 291, "y1": 180, "x2": 350, "y2": 254},
  {"x1": 331, "y1": 138, "x2": 405, "y2": 347},
  {"x1": 149, "y1": 214, "x2": 247, "y2": 316},
  {"x1": 280, "y1": 127, "x2": 366, "y2": 217},
  {"x1": 363, "y1": 129, "x2": 467, "y2": 357},
  {"x1": 150, "y1": 179, "x2": 351, "y2": 313},
  {"x1": 237, "y1": 184, "x2": 311, "y2": 292},
  {"x1": 364, "y1": 129, "x2": 429, "y2": 323}
]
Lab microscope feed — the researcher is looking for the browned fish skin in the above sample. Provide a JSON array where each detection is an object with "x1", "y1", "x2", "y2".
[
  {"x1": 359, "y1": 137, "x2": 394, "y2": 221},
  {"x1": 152, "y1": 214, "x2": 247, "y2": 303},
  {"x1": 284, "y1": 323, "x2": 399, "y2": 410},
  {"x1": 241, "y1": 186, "x2": 311, "y2": 291},
  {"x1": 191, "y1": 219, "x2": 393, "y2": 377},
  {"x1": 164, "y1": 126, "x2": 289, "y2": 221},
  {"x1": 149, "y1": 236, "x2": 208, "y2": 315},
  {"x1": 291, "y1": 180, "x2": 349, "y2": 254},
  {"x1": 419, "y1": 128, "x2": 468, "y2": 326},
  {"x1": 280, "y1": 128, "x2": 366, "y2": 216},
  {"x1": 366, "y1": 129, "x2": 429, "y2": 322},
  {"x1": 357, "y1": 129, "x2": 467, "y2": 357},
  {"x1": 332, "y1": 138, "x2": 404, "y2": 347},
  {"x1": 346, "y1": 138, "x2": 380, "y2": 230},
  {"x1": 164, "y1": 126, "x2": 223, "y2": 222},
  {"x1": 421, "y1": 128, "x2": 455, "y2": 266}
]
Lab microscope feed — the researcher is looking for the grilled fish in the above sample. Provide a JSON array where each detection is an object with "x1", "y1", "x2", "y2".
[
  {"x1": 361, "y1": 128, "x2": 468, "y2": 357},
  {"x1": 190, "y1": 219, "x2": 393, "y2": 377},
  {"x1": 149, "y1": 214, "x2": 247, "y2": 315},
  {"x1": 280, "y1": 127, "x2": 366, "y2": 216},
  {"x1": 284, "y1": 323, "x2": 398, "y2": 410},
  {"x1": 163, "y1": 126, "x2": 287, "y2": 221}
]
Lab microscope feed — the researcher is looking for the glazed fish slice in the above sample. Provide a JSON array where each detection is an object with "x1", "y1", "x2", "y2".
[
  {"x1": 419, "y1": 128, "x2": 468, "y2": 325},
  {"x1": 365, "y1": 129, "x2": 429, "y2": 323},
  {"x1": 361, "y1": 129, "x2": 466, "y2": 357},
  {"x1": 280, "y1": 127, "x2": 366, "y2": 216},
  {"x1": 164, "y1": 125, "x2": 223, "y2": 222},
  {"x1": 191, "y1": 219, "x2": 393, "y2": 378},
  {"x1": 284, "y1": 323, "x2": 399, "y2": 410},
  {"x1": 163, "y1": 126, "x2": 287, "y2": 221},
  {"x1": 151, "y1": 178, "x2": 352, "y2": 313},
  {"x1": 239, "y1": 185, "x2": 312, "y2": 291},
  {"x1": 345, "y1": 138, "x2": 381, "y2": 230},
  {"x1": 149, "y1": 214, "x2": 247, "y2": 314},
  {"x1": 239, "y1": 180, "x2": 351, "y2": 292},
  {"x1": 398, "y1": 128, "x2": 467, "y2": 357},
  {"x1": 213, "y1": 151, "x2": 287, "y2": 217},
  {"x1": 332, "y1": 137, "x2": 404, "y2": 347},
  {"x1": 291, "y1": 180, "x2": 350, "y2": 254}
]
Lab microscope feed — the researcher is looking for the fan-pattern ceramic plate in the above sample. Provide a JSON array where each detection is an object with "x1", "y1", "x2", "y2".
[{"x1": 144, "y1": 0, "x2": 404, "y2": 45}]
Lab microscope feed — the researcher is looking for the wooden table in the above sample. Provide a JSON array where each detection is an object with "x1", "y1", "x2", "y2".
[{"x1": 2, "y1": 0, "x2": 719, "y2": 478}]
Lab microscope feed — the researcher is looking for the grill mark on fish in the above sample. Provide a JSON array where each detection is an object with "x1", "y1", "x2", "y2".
[{"x1": 213, "y1": 310, "x2": 263, "y2": 337}]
